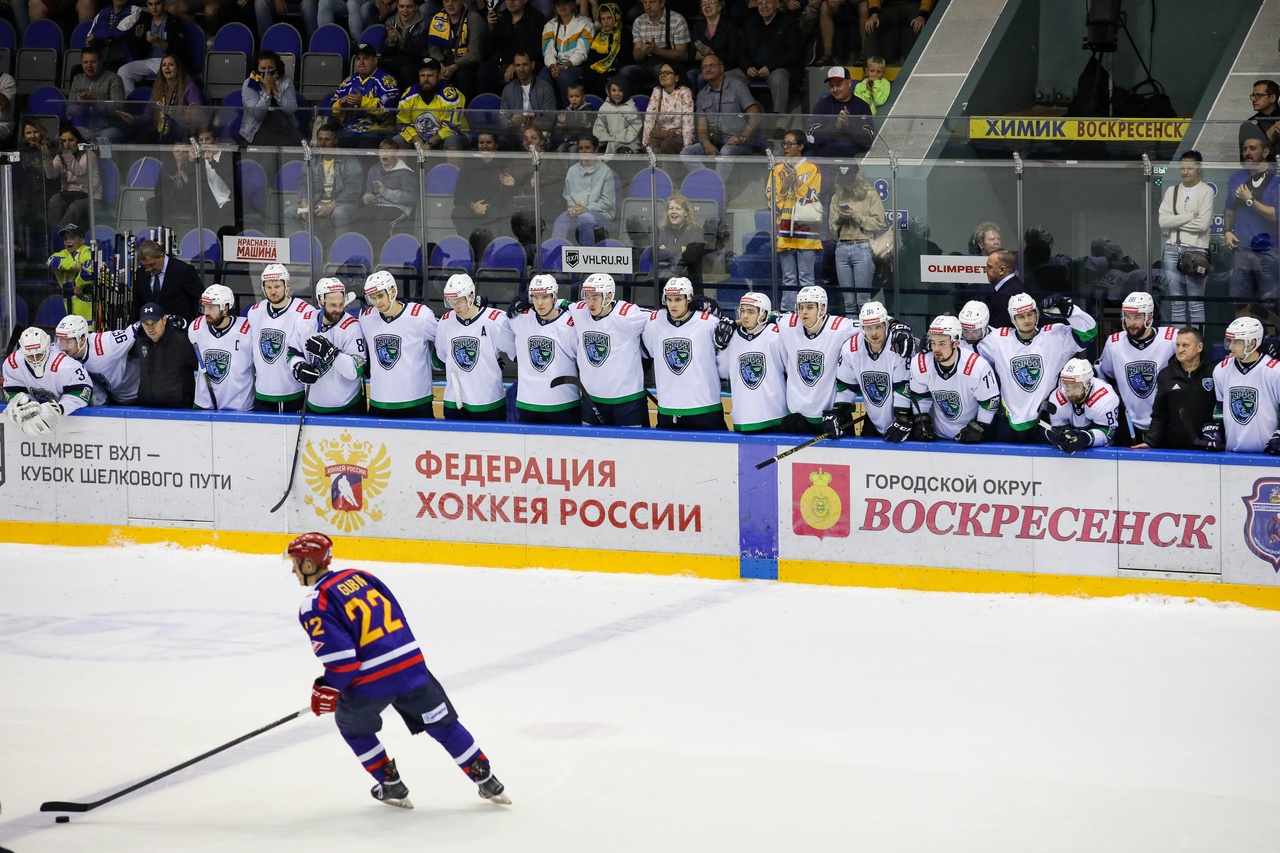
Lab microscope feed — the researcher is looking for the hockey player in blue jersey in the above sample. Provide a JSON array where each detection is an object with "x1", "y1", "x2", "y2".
[{"x1": 287, "y1": 532, "x2": 510, "y2": 809}]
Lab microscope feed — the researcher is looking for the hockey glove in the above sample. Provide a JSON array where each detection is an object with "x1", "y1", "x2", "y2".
[
  {"x1": 1056, "y1": 427, "x2": 1093, "y2": 454},
  {"x1": 38, "y1": 401, "x2": 63, "y2": 433},
  {"x1": 888, "y1": 323, "x2": 915, "y2": 359},
  {"x1": 883, "y1": 410, "x2": 912, "y2": 443},
  {"x1": 1198, "y1": 421, "x2": 1225, "y2": 452},
  {"x1": 506, "y1": 296, "x2": 530, "y2": 319},
  {"x1": 305, "y1": 334, "x2": 339, "y2": 366},
  {"x1": 1265, "y1": 430, "x2": 1280, "y2": 456},
  {"x1": 693, "y1": 295, "x2": 721, "y2": 315},
  {"x1": 956, "y1": 419, "x2": 988, "y2": 444},
  {"x1": 292, "y1": 361, "x2": 322, "y2": 385},
  {"x1": 474, "y1": 294, "x2": 491, "y2": 310},
  {"x1": 1040, "y1": 294, "x2": 1073, "y2": 320},
  {"x1": 910, "y1": 412, "x2": 937, "y2": 442},
  {"x1": 311, "y1": 678, "x2": 339, "y2": 715},
  {"x1": 3, "y1": 392, "x2": 30, "y2": 429},
  {"x1": 165, "y1": 314, "x2": 188, "y2": 332},
  {"x1": 713, "y1": 316, "x2": 736, "y2": 351},
  {"x1": 1263, "y1": 335, "x2": 1280, "y2": 360},
  {"x1": 821, "y1": 408, "x2": 846, "y2": 438}
]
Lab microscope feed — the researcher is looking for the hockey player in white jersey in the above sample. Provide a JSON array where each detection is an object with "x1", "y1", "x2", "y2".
[
  {"x1": 434, "y1": 273, "x2": 517, "y2": 421},
  {"x1": 776, "y1": 285, "x2": 856, "y2": 434},
  {"x1": 298, "y1": 278, "x2": 367, "y2": 414},
  {"x1": 641, "y1": 277, "x2": 726, "y2": 431},
  {"x1": 358, "y1": 269, "x2": 440, "y2": 418},
  {"x1": 1041, "y1": 358, "x2": 1120, "y2": 453},
  {"x1": 566, "y1": 272, "x2": 650, "y2": 427},
  {"x1": 830, "y1": 301, "x2": 914, "y2": 441},
  {"x1": 54, "y1": 314, "x2": 140, "y2": 406},
  {"x1": 716, "y1": 292, "x2": 788, "y2": 433},
  {"x1": 3, "y1": 327, "x2": 92, "y2": 435},
  {"x1": 975, "y1": 291, "x2": 1098, "y2": 442},
  {"x1": 958, "y1": 300, "x2": 990, "y2": 347},
  {"x1": 906, "y1": 315, "x2": 1000, "y2": 443},
  {"x1": 246, "y1": 263, "x2": 315, "y2": 413},
  {"x1": 188, "y1": 284, "x2": 255, "y2": 411},
  {"x1": 1094, "y1": 291, "x2": 1177, "y2": 443},
  {"x1": 510, "y1": 274, "x2": 581, "y2": 424},
  {"x1": 1204, "y1": 317, "x2": 1280, "y2": 454}
]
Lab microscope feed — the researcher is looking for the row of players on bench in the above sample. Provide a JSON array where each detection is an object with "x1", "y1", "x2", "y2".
[{"x1": 10, "y1": 264, "x2": 1280, "y2": 454}]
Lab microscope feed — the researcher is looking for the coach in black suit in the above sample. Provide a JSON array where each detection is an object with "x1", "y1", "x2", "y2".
[
  {"x1": 130, "y1": 239, "x2": 204, "y2": 322},
  {"x1": 984, "y1": 249, "x2": 1028, "y2": 325}
]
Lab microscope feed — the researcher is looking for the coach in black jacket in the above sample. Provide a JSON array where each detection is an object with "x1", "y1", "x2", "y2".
[
  {"x1": 130, "y1": 240, "x2": 204, "y2": 322},
  {"x1": 133, "y1": 303, "x2": 197, "y2": 408},
  {"x1": 1140, "y1": 327, "x2": 1216, "y2": 450}
]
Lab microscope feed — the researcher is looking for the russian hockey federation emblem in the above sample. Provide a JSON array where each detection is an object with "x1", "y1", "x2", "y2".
[
  {"x1": 302, "y1": 430, "x2": 391, "y2": 533},
  {"x1": 1229, "y1": 386, "x2": 1258, "y2": 425},
  {"x1": 1125, "y1": 361, "x2": 1157, "y2": 398},
  {"x1": 203, "y1": 349, "x2": 230, "y2": 383},
  {"x1": 861, "y1": 371, "x2": 889, "y2": 407},
  {"x1": 259, "y1": 329, "x2": 285, "y2": 363},
  {"x1": 664, "y1": 338, "x2": 692, "y2": 375},
  {"x1": 797, "y1": 350, "x2": 824, "y2": 387},
  {"x1": 1241, "y1": 479, "x2": 1280, "y2": 571},
  {"x1": 583, "y1": 331, "x2": 611, "y2": 367},
  {"x1": 528, "y1": 336, "x2": 555, "y2": 372},
  {"x1": 739, "y1": 352, "x2": 766, "y2": 389},
  {"x1": 451, "y1": 336, "x2": 480, "y2": 372},
  {"x1": 1010, "y1": 354, "x2": 1042, "y2": 392},
  {"x1": 933, "y1": 389, "x2": 963, "y2": 420},
  {"x1": 374, "y1": 334, "x2": 401, "y2": 370}
]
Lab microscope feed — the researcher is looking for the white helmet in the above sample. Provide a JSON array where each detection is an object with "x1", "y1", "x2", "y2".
[
  {"x1": 928, "y1": 315, "x2": 962, "y2": 343},
  {"x1": 1060, "y1": 357, "x2": 1094, "y2": 389},
  {"x1": 1225, "y1": 316, "x2": 1264, "y2": 356},
  {"x1": 958, "y1": 300, "x2": 989, "y2": 335},
  {"x1": 260, "y1": 263, "x2": 290, "y2": 293},
  {"x1": 796, "y1": 285, "x2": 828, "y2": 312},
  {"x1": 19, "y1": 327, "x2": 51, "y2": 378},
  {"x1": 858, "y1": 301, "x2": 889, "y2": 327},
  {"x1": 528, "y1": 273, "x2": 558, "y2": 298},
  {"x1": 55, "y1": 314, "x2": 89, "y2": 342},
  {"x1": 1122, "y1": 291, "x2": 1155, "y2": 329},
  {"x1": 1007, "y1": 291, "x2": 1038, "y2": 321},
  {"x1": 739, "y1": 292, "x2": 772, "y2": 319},
  {"x1": 315, "y1": 277, "x2": 347, "y2": 305},
  {"x1": 444, "y1": 272, "x2": 476, "y2": 305},
  {"x1": 663, "y1": 276, "x2": 693, "y2": 302},
  {"x1": 363, "y1": 269, "x2": 398, "y2": 299},
  {"x1": 581, "y1": 272, "x2": 616, "y2": 303},
  {"x1": 201, "y1": 284, "x2": 235, "y2": 311}
]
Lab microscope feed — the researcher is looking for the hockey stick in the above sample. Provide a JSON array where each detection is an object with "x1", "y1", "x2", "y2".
[
  {"x1": 270, "y1": 383, "x2": 311, "y2": 513},
  {"x1": 549, "y1": 374, "x2": 605, "y2": 424},
  {"x1": 40, "y1": 707, "x2": 311, "y2": 814},
  {"x1": 754, "y1": 413, "x2": 868, "y2": 470}
]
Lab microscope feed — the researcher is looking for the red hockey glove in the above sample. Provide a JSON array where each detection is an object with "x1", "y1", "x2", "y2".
[{"x1": 311, "y1": 679, "x2": 339, "y2": 715}]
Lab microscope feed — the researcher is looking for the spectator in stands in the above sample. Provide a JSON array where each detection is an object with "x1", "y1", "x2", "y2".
[
  {"x1": 256, "y1": 0, "x2": 321, "y2": 41},
  {"x1": 132, "y1": 302, "x2": 197, "y2": 408},
  {"x1": 117, "y1": 0, "x2": 188, "y2": 95},
  {"x1": 829, "y1": 163, "x2": 885, "y2": 314},
  {"x1": 480, "y1": 0, "x2": 547, "y2": 98},
  {"x1": 395, "y1": 57, "x2": 471, "y2": 150},
  {"x1": 16, "y1": 120, "x2": 54, "y2": 246},
  {"x1": 148, "y1": 140, "x2": 198, "y2": 231},
  {"x1": 66, "y1": 45, "x2": 130, "y2": 144},
  {"x1": 616, "y1": 0, "x2": 690, "y2": 95},
  {"x1": 290, "y1": 120, "x2": 364, "y2": 233},
  {"x1": 809, "y1": 65, "x2": 873, "y2": 159},
  {"x1": 136, "y1": 53, "x2": 205, "y2": 144},
  {"x1": 362, "y1": 138, "x2": 417, "y2": 233},
  {"x1": 553, "y1": 134, "x2": 615, "y2": 244},
  {"x1": 428, "y1": 0, "x2": 488, "y2": 102},
  {"x1": 541, "y1": 0, "x2": 594, "y2": 105},
  {"x1": 652, "y1": 193, "x2": 705, "y2": 288},
  {"x1": 0, "y1": 68, "x2": 12, "y2": 148},
  {"x1": 969, "y1": 221, "x2": 1001, "y2": 255},
  {"x1": 369, "y1": 0, "x2": 396, "y2": 27},
  {"x1": 194, "y1": 125, "x2": 240, "y2": 239},
  {"x1": 1158, "y1": 150, "x2": 1213, "y2": 328},
  {"x1": 240, "y1": 50, "x2": 304, "y2": 146},
  {"x1": 580, "y1": 1, "x2": 630, "y2": 98},
  {"x1": 814, "y1": 0, "x2": 866, "y2": 68},
  {"x1": 854, "y1": 55, "x2": 889, "y2": 114},
  {"x1": 45, "y1": 124, "x2": 100, "y2": 229},
  {"x1": 1021, "y1": 225, "x2": 1070, "y2": 297},
  {"x1": 688, "y1": 0, "x2": 742, "y2": 92},
  {"x1": 680, "y1": 53, "x2": 761, "y2": 182},
  {"x1": 550, "y1": 80, "x2": 595, "y2": 150},
  {"x1": 642, "y1": 62, "x2": 693, "y2": 154},
  {"x1": 864, "y1": 0, "x2": 931, "y2": 65},
  {"x1": 188, "y1": 0, "x2": 254, "y2": 42},
  {"x1": 1246, "y1": 79, "x2": 1279, "y2": 148},
  {"x1": 594, "y1": 77, "x2": 642, "y2": 154},
  {"x1": 131, "y1": 241, "x2": 202, "y2": 321},
  {"x1": 741, "y1": 0, "x2": 802, "y2": 114},
  {"x1": 47, "y1": 224, "x2": 96, "y2": 323},
  {"x1": 28, "y1": 0, "x2": 96, "y2": 30},
  {"x1": 381, "y1": 0, "x2": 432, "y2": 93},
  {"x1": 85, "y1": 0, "x2": 143, "y2": 69},
  {"x1": 500, "y1": 50, "x2": 557, "y2": 138},
  {"x1": 453, "y1": 130, "x2": 518, "y2": 255},
  {"x1": 313, "y1": 0, "x2": 375, "y2": 41},
  {"x1": 332, "y1": 42, "x2": 401, "y2": 147},
  {"x1": 767, "y1": 130, "x2": 822, "y2": 298},
  {"x1": 1225, "y1": 126, "x2": 1279, "y2": 321}
]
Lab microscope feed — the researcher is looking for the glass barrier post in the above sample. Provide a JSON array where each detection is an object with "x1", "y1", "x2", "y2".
[
  {"x1": 1142, "y1": 152, "x2": 1153, "y2": 279},
  {"x1": 413, "y1": 141, "x2": 429, "y2": 298},
  {"x1": 1013, "y1": 152, "x2": 1024, "y2": 268},
  {"x1": 887, "y1": 147, "x2": 899, "y2": 318},
  {"x1": 646, "y1": 145, "x2": 660, "y2": 304},
  {"x1": 301, "y1": 139, "x2": 317, "y2": 284},
  {"x1": 190, "y1": 136, "x2": 208, "y2": 282},
  {"x1": 765, "y1": 147, "x2": 779, "y2": 308},
  {"x1": 0, "y1": 155, "x2": 16, "y2": 347},
  {"x1": 531, "y1": 145, "x2": 543, "y2": 261},
  {"x1": 83, "y1": 141, "x2": 99, "y2": 316}
]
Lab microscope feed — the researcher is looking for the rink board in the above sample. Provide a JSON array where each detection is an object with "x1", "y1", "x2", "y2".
[{"x1": 2, "y1": 409, "x2": 1280, "y2": 608}]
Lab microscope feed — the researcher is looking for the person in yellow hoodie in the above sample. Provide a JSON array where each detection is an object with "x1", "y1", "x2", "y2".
[{"x1": 47, "y1": 224, "x2": 96, "y2": 324}]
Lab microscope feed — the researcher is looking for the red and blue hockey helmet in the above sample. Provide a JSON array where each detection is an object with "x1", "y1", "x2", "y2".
[{"x1": 286, "y1": 532, "x2": 333, "y2": 571}]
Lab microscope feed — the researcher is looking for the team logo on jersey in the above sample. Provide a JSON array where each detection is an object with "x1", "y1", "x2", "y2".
[
  {"x1": 582, "y1": 332, "x2": 610, "y2": 367},
  {"x1": 861, "y1": 371, "x2": 890, "y2": 407},
  {"x1": 1125, "y1": 361, "x2": 1157, "y2": 398},
  {"x1": 374, "y1": 335, "x2": 401, "y2": 370},
  {"x1": 739, "y1": 352, "x2": 766, "y2": 389},
  {"x1": 933, "y1": 390, "x2": 963, "y2": 420},
  {"x1": 792, "y1": 463, "x2": 850, "y2": 539},
  {"x1": 451, "y1": 336, "x2": 480, "y2": 372},
  {"x1": 664, "y1": 338, "x2": 692, "y2": 375},
  {"x1": 203, "y1": 349, "x2": 230, "y2": 383},
  {"x1": 1229, "y1": 386, "x2": 1258, "y2": 425},
  {"x1": 1010, "y1": 354, "x2": 1043, "y2": 392},
  {"x1": 527, "y1": 336, "x2": 555, "y2": 372},
  {"x1": 302, "y1": 430, "x2": 391, "y2": 533},
  {"x1": 259, "y1": 329, "x2": 285, "y2": 363},
  {"x1": 1202, "y1": 378, "x2": 1214, "y2": 392},
  {"x1": 1242, "y1": 479, "x2": 1280, "y2": 571},
  {"x1": 796, "y1": 350, "x2": 824, "y2": 386}
]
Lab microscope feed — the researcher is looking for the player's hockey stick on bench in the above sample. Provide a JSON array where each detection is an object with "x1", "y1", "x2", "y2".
[
  {"x1": 270, "y1": 381, "x2": 311, "y2": 513},
  {"x1": 40, "y1": 707, "x2": 311, "y2": 813},
  {"x1": 549, "y1": 375, "x2": 660, "y2": 423},
  {"x1": 755, "y1": 413, "x2": 868, "y2": 470}
]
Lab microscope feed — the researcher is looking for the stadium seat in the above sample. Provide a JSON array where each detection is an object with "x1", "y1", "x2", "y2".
[
  {"x1": 287, "y1": 230, "x2": 323, "y2": 272},
  {"x1": 91, "y1": 224, "x2": 116, "y2": 244},
  {"x1": 358, "y1": 26, "x2": 384, "y2": 52},
  {"x1": 467, "y1": 92, "x2": 502, "y2": 134},
  {"x1": 480, "y1": 236, "x2": 525, "y2": 271},
  {"x1": 299, "y1": 52, "x2": 345, "y2": 100},
  {"x1": 215, "y1": 89, "x2": 244, "y2": 141},
  {"x1": 629, "y1": 167, "x2": 673, "y2": 201},
  {"x1": 21, "y1": 19, "x2": 62, "y2": 50},
  {"x1": 540, "y1": 237, "x2": 570, "y2": 271},
  {"x1": 15, "y1": 47, "x2": 57, "y2": 95},
  {"x1": 69, "y1": 21, "x2": 90, "y2": 49},
  {"x1": 1, "y1": 295, "x2": 29, "y2": 327},
  {"x1": 424, "y1": 162, "x2": 459, "y2": 195},
  {"x1": 35, "y1": 294, "x2": 67, "y2": 326},
  {"x1": 631, "y1": 94, "x2": 648, "y2": 113},
  {"x1": 235, "y1": 159, "x2": 268, "y2": 228},
  {"x1": 205, "y1": 51, "x2": 249, "y2": 102},
  {"x1": 211, "y1": 22, "x2": 254, "y2": 56},
  {"x1": 180, "y1": 227, "x2": 220, "y2": 272},
  {"x1": 97, "y1": 159, "x2": 120, "y2": 216},
  {"x1": 184, "y1": 22, "x2": 206, "y2": 73},
  {"x1": 261, "y1": 23, "x2": 303, "y2": 66},
  {"x1": 60, "y1": 49, "x2": 81, "y2": 90},
  {"x1": 583, "y1": 94, "x2": 603, "y2": 110},
  {"x1": 379, "y1": 233, "x2": 422, "y2": 270},
  {"x1": 429, "y1": 235, "x2": 473, "y2": 273},
  {"x1": 309, "y1": 24, "x2": 350, "y2": 65},
  {"x1": 477, "y1": 236, "x2": 526, "y2": 306},
  {"x1": 680, "y1": 168, "x2": 725, "y2": 219},
  {"x1": 126, "y1": 156, "x2": 163, "y2": 189},
  {"x1": 0, "y1": 19, "x2": 15, "y2": 52},
  {"x1": 0, "y1": 47, "x2": 10, "y2": 77},
  {"x1": 326, "y1": 231, "x2": 373, "y2": 275},
  {"x1": 26, "y1": 86, "x2": 65, "y2": 122}
]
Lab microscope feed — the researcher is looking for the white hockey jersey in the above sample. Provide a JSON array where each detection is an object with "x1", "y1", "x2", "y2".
[
  {"x1": 1213, "y1": 355, "x2": 1280, "y2": 452},
  {"x1": 358, "y1": 301, "x2": 439, "y2": 411},
  {"x1": 1095, "y1": 326, "x2": 1177, "y2": 430},
  {"x1": 511, "y1": 308, "x2": 580, "y2": 415},
  {"x1": 246, "y1": 297, "x2": 315, "y2": 403},
  {"x1": 77, "y1": 327, "x2": 140, "y2": 405},
  {"x1": 976, "y1": 310, "x2": 1097, "y2": 431},
  {"x1": 307, "y1": 314, "x2": 367, "y2": 413},
  {"x1": 777, "y1": 313, "x2": 856, "y2": 421},
  {"x1": 566, "y1": 300, "x2": 648, "y2": 404},
  {"x1": 434, "y1": 307, "x2": 517, "y2": 413},
  {"x1": 909, "y1": 348, "x2": 1000, "y2": 440},
  {"x1": 718, "y1": 322, "x2": 788, "y2": 432},
  {"x1": 189, "y1": 315, "x2": 255, "y2": 411},
  {"x1": 642, "y1": 309, "x2": 723, "y2": 417},
  {"x1": 1047, "y1": 378, "x2": 1121, "y2": 447},
  {"x1": 3, "y1": 351, "x2": 93, "y2": 413},
  {"x1": 836, "y1": 331, "x2": 912, "y2": 433}
]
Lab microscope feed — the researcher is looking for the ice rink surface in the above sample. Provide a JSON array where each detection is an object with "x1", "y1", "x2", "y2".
[{"x1": 2, "y1": 542, "x2": 1279, "y2": 852}]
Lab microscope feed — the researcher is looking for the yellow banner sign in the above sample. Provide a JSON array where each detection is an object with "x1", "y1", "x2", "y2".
[{"x1": 970, "y1": 117, "x2": 1188, "y2": 142}]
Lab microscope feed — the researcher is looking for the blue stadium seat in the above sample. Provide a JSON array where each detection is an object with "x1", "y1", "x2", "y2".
[
  {"x1": 261, "y1": 22, "x2": 303, "y2": 63},
  {"x1": 0, "y1": 19, "x2": 15, "y2": 52},
  {"x1": 309, "y1": 24, "x2": 351, "y2": 65},
  {"x1": 326, "y1": 231, "x2": 373, "y2": 273},
  {"x1": 69, "y1": 21, "x2": 90, "y2": 49},
  {"x1": 379, "y1": 233, "x2": 422, "y2": 270},
  {"x1": 429, "y1": 235, "x2": 473, "y2": 273},
  {"x1": 540, "y1": 238, "x2": 570, "y2": 271},
  {"x1": 22, "y1": 19, "x2": 62, "y2": 50},
  {"x1": 35, "y1": 294, "x2": 67, "y2": 325},
  {"x1": 424, "y1": 162, "x2": 459, "y2": 195},
  {"x1": 680, "y1": 168, "x2": 725, "y2": 218},
  {"x1": 212, "y1": 22, "x2": 254, "y2": 56},
  {"x1": 126, "y1": 156, "x2": 163, "y2": 189},
  {"x1": 26, "y1": 86, "x2": 65, "y2": 122},
  {"x1": 629, "y1": 167, "x2": 672, "y2": 201}
]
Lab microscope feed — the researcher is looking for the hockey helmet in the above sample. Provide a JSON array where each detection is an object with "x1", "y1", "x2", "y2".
[
  {"x1": 1225, "y1": 316, "x2": 1264, "y2": 356},
  {"x1": 739, "y1": 292, "x2": 772, "y2": 320},
  {"x1": 19, "y1": 327, "x2": 50, "y2": 377},
  {"x1": 286, "y1": 532, "x2": 333, "y2": 573},
  {"x1": 796, "y1": 285, "x2": 828, "y2": 312},
  {"x1": 261, "y1": 263, "x2": 291, "y2": 293},
  {"x1": 315, "y1": 277, "x2": 347, "y2": 305},
  {"x1": 928, "y1": 315, "x2": 962, "y2": 343},
  {"x1": 444, "y1": 272, "x2": 476, "y2": 305},
  {"x1": 528, "y1": 274, "x2": 558, "y2": 299},
  {"x1": 958, "y1": 300, "x2": 990, "y2": 335},
  {"x1": 364, "y1": 269, "x2": 398, "y2": 299},
  {"x1": 1007, "y1": 292, "x2": 1038, "y2": 321},
  {"x1": 581, "y1": 273, "x2": 616, "y2": 303},
  {"x1": 201, "y1": 284, "x2": 235, "y2": 311},
  {"x1": 858, "y1": 301, "x2": 889, "y2": 328},
  {"x1": 1059, "y1": 357, "x2": 1094, "y2": 389}
]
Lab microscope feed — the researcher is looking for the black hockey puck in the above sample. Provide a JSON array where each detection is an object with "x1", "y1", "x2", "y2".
[{"x1": 55, "y1": 816, "x2": 70, "y2": 823}]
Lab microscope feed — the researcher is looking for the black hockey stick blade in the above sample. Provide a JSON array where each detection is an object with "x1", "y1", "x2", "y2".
[
  {"x1": 549, "y1": 375, "x2": 581, "y2": 389},
  {"x1": 40, "y1": 707, "x2": 311, "y2": 813},
  {"x1": 755, "y1": 414, "x2": 868, "y2": 470},
  {"x1": 270, "y1": 386, "x2": 311, "y2": 513}
]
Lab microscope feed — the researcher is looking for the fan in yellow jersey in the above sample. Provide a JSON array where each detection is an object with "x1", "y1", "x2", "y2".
[
  {"x1": 332, "y1": 43, "x2": 401, "y2": 147},
  {"x1": 767, "y1": 130, "x2": 823, "y2": 306},
  {"x1": 395, "y1": 58, "x2": 471, "y2": 151}
]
